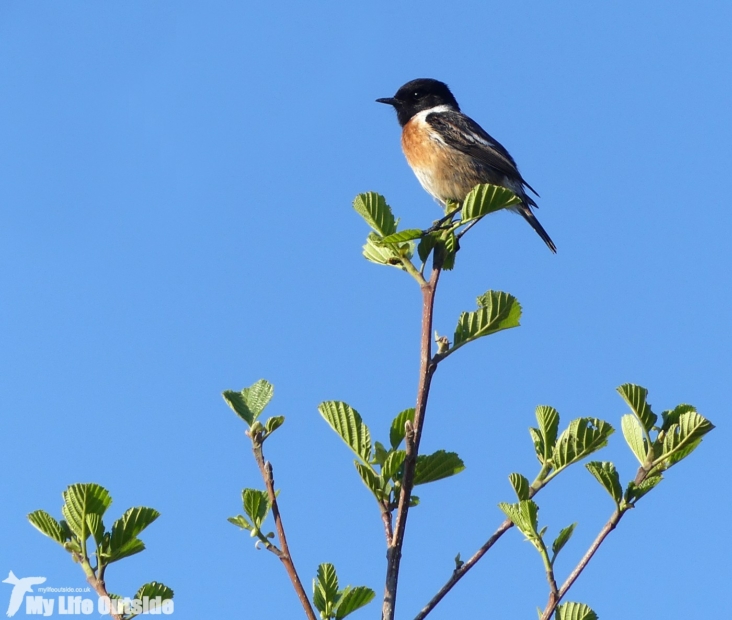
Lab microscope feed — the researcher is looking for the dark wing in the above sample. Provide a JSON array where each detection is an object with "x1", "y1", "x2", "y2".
[{"x1": 426, "y1": 109, "x2": 539, "y2": 198}]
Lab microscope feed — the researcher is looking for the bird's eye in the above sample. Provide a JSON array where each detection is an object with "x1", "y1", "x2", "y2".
[{"x1": 413, "y1": 91, "x2": 421, "y2": 98}]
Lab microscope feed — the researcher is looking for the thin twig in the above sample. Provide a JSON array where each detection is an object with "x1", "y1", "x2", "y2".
[
  {"x1": 382, "y1": 263, "x2": 442, "y2": 620},
  {"x1": 413, "y1": 518, "x2": 514, "y2": 620},
  {"x1": 252, "y1": 441, "x2": 318, "y2": 620},
  {"x1": 538, "y1": 510, "x2": 624, "y2": 620},
  {"x1": 538, "y1": 463, "x2": 649, "y2": 619}
]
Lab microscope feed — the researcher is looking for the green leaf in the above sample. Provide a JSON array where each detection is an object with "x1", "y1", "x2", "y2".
[
  {"x1": 353, "y1": 192, "x2": 397, "y2": 237},
  {"x1": 413, "y1": 451, "x2": 465, "y2": 485},
  {"x1": 61, "y1": 483, "x2": 113, "y2": 542},
  {"x1": 373, "y1": 442, "x2": 389, "y2": 467},
  {"x1": 355, "y1": 463, "x2": 386, "y2": 500},
  {"x1": 417, "y1": 233, "x2": 438, "y2": 263},
  {"x1": 586, "y1": 461, "x2": 622, "y2": 507},
  {"x1": 389, "y1": 408, "x2": 415, "y2": 449},
  {"x1": 529, "y1": 427, "x2": 546, "y2": 464},
  {"x1": 319, "y1": 401, "x2": 372, "y2": 463},
  {"x1": 335, "y1": 586, "x2": 376, "y2": 619},
  {"x1": 617, "y1": 383, "x2": 657, "y2": 432},
  {"x1": 381, "y1": 229, "x2": 423, "y2": 243},
  {"x1": 621, "y1": 414, "x2": 648, "y2": 464},
  {"x1": 460, "y1": 183, "x2": 521, "y2": 223},
  {"x1": 498, "y1": 500, "x2": 539, "y2": 539},
  {"x1": 453, "y1": 291, "x2": 521, "y2": 348},
  {"x1": 440, "y1": 231, "x2": 458, "y2": 271},
  {"x1": 28, "y1": 511, "x2": 68, "y2": 545},
  {"x1": 552, "y1": 523, "x2": 577, "y2": 560},
  {"x1": 552, "y1": 418, "x2": 614, "y2": 471},
  {"x1": 85, "y1": 513, "x2": 105, "y2": 548},
  {"x1": 625, "y1": 475, "x2": 662, "y2": 504},
  {"x1": 660, "y1": 404, "x2": 695, "y2": 432},
  {"x1": 129, "y1": 582, "x2": 174, "y2": 617},
  {"x1": 223, "y1": 379, "x2": 274, "y2": 426},
  {"x1": 508, "y1": 473, "x2": 530, "y2": 501},
  {"x1": 227, "y1": 515, "x2": 253, "y2": 531},
  {"x1": 362, "y1": 233, "x2": 405, "y2": 268},
  {"x1": 382, "y1": 450, "x2": 406, "y2": 481},
  {"x1": 313, "y1": 563, "x2": 339, "y2": 617},
  {"x1": 265, "y1": 415, "x2": 285, "y2": 435},
  {"x1": 555, "y1": 602, "x2": 598, "y2": 620},
  {"x1": 656, "y1": 409, "x2": 714, "y2": 470},
  {"x1": 106, "y1": 507, "x2": 160, "y2": 564},
  {"x1": 242, "y1": 489, "x2": 270, "y2": 529},
  {"x1": 536, "y1": 406, "x2": 560, "y2": 460}
]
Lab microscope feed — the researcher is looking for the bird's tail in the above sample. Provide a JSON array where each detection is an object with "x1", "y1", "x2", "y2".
[{"x1": 517, "y1": 205, "x2": 557, "y2": 253}]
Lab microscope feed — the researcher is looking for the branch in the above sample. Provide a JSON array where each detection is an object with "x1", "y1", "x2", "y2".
[
  {"x1": 413, "y1": 518, "x2": 513, "y2": 620},
  {"x1": 539, "y1": 510, "x2": 624, "y2": 620},
  {"x1": 382, "y1": 263, "x2": 442, "y2": 620},
  {"x1": 251, "y1": 440, "x2": 318, "y2": 620},
  {"x1": 538, "y1": 462, "x2": 651, "y2": 620},
  {"x1": 73, "y1": 554, "x2": 123, "y2": 620}
]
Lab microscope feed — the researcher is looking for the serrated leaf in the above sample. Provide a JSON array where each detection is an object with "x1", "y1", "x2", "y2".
[
  {"x1": 414, "y1": 451, "x2": 465, "y2": 485},
  {"x1": 227, "y1": 515, "x2": 253, "y2": 531},
  {"x1": 130, "y1": 582, "x2": 174, "y2": 617},
  {"x1": 28, "y1": 511, "x2": 68, "y2": 545},
  {"x1": 389, "y1": 408, "x2": 415, "y2": 449},
  {"x1": 417, "y1": 233, "x2": 438, "y2": 263},
  {"x1": 440, "y1": 231, "x2": 458, "y2": 271},
  {"x1": 223, "y1": 379, "x2": 274, "y2": 426},
  {"x1": 509, "y1": 473, "x2": 530, "y2": 501},
  {"x1": 453, "y1": 291, "x2": 521, "y2": 348},
  {"x1": 625, "y1": 475, "x2": 662, "y2": 503},
  {"x1": 319, "y1": 401, "x2": 372, "y2": 463},
  {"x1": 529, "y1": 427, "x2": 546, "y2": 464},
  {"x1": 617, "y1": 383, "x2": 657, "y2": 432},
  {"x1": 552, "y1": 418, "x2": 614, "y2": 470},
  {"x1": 335, "y1": 586, "x2": 376, "y2": 619},
  {"x1": 657, "y1": 410, "x2": 714, "y2": 469},
  {"x1": 86, "y1": 513, "x2": 105, "y2": 548},
  {"x1": 61, "y1": 483, "x2": 113, "y2": 542},
  {"x1": 586, "y1": 461, "x2": 622, "y2": 506},
  {"x1": 552, "y1": 523, "x2": 577, "y2": 559},
  {"x1": 536, "y1": 405, "x2": 560, "y2": 459},
  {"x1": 314, "y1": 563, "x2": 339, "y2": 616},
  {"x1": 355, "y1": 463, "x2": 386, "y2": 500},
  {"x1": 621, "y1": 414, "x2": 648, "y2": 464},
  {"x1": 381, "y1": 229, "x2": 423, "y2": 243},
  {"x1": 242, "y1": 489, "x2": 270, "y2": 529},
  {"x1": 498, "y1": 500, "x2": 539, "y2": 539},
  {"x1": 362, "y1": 233, "x2": 404, "y2": 268},
  {"x1": 660, "y1": 404, "x2": 696, "y2": 432},
  {"x1": 353, "y1": 192, "x2": 397, "y2": 237},
  {"x1": 382, "y1": 450, "x2": 406, "y2": 481},
  {"x1": 460, "y1": 183, "x2": 521, "y2": 223},
  {"x1": 555, "y1": 602, "x2": 598, "y2": 620},
  {"x1": 265, "y1": 415, "x2": 285, "y2": 435},
  {"x1": 106, "y1": 507, "x2": 160, "y2": 564}
]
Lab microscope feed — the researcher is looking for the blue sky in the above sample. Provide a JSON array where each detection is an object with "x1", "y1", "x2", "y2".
[{"x1": 1, "y1": 2, "x2": 729, "y2": 618}]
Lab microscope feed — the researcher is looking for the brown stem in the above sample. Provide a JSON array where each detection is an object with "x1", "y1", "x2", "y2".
[
  {"x1": 539, "y1": 510, "x2": 624, "y2": 620},
  {"x1": 252, "y1": 440, "x2": 318, "y2": 620},
  {"x1": 413, "y1": 518, "x2": 514, "y2": 620},
  {"x1": 382, "y1": 265, "x2": 442, "y2": 620},
  {"x1": 72, "y1": 554, "x2": 123, "y2": 620},
  {"x1": 538, "y1": 463, "x2": 650, "y2": 620}
]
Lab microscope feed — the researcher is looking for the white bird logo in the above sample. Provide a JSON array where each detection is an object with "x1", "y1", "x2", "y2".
[{"x1": 2, "y1": 571, "x2": 47, "y2": 617}]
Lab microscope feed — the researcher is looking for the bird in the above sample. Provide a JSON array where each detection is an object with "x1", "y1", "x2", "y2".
[
  {"x1": 376, "y1": 78, "x2": 556, "y2": 253},
  {"x1": 3, "y1": 571, "x2": 47, "y2": 617}
]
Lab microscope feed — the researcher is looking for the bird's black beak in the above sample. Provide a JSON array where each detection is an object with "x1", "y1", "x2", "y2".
[{"x1": 376, "y1": 97, "x2": 399, "y2": 107}]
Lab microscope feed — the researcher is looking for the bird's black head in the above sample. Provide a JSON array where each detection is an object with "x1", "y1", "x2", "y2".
[{"x1": 376, "y1": 78, "x2": 460, "y2": 127}]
